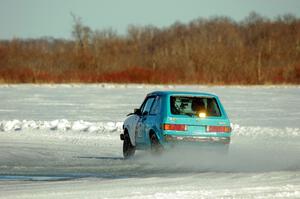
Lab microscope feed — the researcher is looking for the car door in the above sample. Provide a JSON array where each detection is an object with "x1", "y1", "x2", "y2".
[
  {"x1": 135, "y1": 96, "x2": 156, "y2": 145},
  {"x1": 146, "y1": 95, "x2": 163, "y2": 142}
]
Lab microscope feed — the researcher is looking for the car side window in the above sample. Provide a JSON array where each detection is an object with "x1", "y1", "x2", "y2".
[
  {"x1": 140, "y1": 97, "x2": 155, "y2": 115},
  {"x1": 150, "y1": 96, "x2": 161, "y2": 115}
]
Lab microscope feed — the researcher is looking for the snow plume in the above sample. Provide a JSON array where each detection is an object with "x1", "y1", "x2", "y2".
[
  {"x1": 131, "y1": 124, "x2": 300, "y2": 173},
  {"x1": 133, "y1": 141, "x2": 300, "y2": 173},
  {"x1": 0, "y1": 119, "x2": 123, "y2": 133}
]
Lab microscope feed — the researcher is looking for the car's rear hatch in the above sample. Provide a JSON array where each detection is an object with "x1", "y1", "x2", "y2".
[{"x1": 163, "y1": 94, "x2": 231, "y2": 138}]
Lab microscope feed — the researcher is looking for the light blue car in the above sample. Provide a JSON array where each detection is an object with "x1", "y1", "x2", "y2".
[{"x1": 120, "y1": 91, "x2": 231, "y2": 158}]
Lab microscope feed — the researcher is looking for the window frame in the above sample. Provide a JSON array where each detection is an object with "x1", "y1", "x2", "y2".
[
  {"x1": 140, "y1": 96, "x2": 156, "y2": 116},
  {"x1": 149, "y1": 96, "x2": 161, "y2": 115},
  {"x1": 169, "y1": 95, "x2": 222, "y2": 117}
]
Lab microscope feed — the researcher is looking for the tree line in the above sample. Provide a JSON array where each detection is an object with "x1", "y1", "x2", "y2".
[{"x1": 0, "y1": 12, "x2": 300, "y2": 84}]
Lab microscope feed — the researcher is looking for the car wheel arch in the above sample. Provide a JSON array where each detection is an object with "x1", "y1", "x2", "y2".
[
  {"x1": 149, "y1": 129, "x2": 155, "y2": 138},
  {"x1": 148, "y1": 129, "x2": 161, "y2": 144},
  {"x1": 124, "y1": 127, "x2": 135, "y2": 146}
]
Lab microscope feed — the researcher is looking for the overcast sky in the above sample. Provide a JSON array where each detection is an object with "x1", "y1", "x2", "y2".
[{"x1": 0, "y1": 0, "x2": 300, "y2": 39}]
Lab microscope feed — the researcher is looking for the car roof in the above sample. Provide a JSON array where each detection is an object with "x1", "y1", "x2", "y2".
[{"x1": 147, "y1": 91, "x2": 218, "y2": 98}]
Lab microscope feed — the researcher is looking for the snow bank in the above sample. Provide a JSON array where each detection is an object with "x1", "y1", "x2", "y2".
[
  {"x1": 0, "y1": 119, "x2": 123, "y2": 133},
  {"x1": 232, "y1": 123, "x2": 300, "y2": 138},
  {"x1": 1, "y1": 120, "x2": 299, "y2": 138}
]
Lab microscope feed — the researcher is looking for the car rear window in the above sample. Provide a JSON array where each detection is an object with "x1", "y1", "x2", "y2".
[{"x1": 170, "y1": 96, "x2": 221, "y2": 117}]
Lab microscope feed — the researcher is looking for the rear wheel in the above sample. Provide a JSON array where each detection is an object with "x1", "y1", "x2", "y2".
[
  {"x1": 123, "y1": 132, "x2": 135, "y2": 159},
  {"x1": 150, "y1": 133, "x2": 163, "y2": 155}
]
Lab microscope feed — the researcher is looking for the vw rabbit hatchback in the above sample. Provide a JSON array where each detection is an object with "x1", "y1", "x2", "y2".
[{"x1": 120, "y1": 91, "x2": 231, "y2": 158}]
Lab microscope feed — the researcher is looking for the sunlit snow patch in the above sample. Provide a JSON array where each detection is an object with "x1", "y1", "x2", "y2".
[
  {"x1": 0, "y1": 119, "x2": 123, "y2": 133},
  {"x1": 1, "y1": 120, "x2": 300, "y2": 139}
]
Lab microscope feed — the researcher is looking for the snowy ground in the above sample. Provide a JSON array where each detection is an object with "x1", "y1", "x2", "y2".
[{"x1": 0, "y1": 84, "x2": 300, "y2": 198}]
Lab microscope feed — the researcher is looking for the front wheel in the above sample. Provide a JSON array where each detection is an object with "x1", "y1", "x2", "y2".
[{"x1": 123, "y1": 133, "x2": 135, "y2": 159}]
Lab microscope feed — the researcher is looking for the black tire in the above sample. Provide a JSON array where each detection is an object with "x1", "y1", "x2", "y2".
[
  {"x1": 123, "y1": 132, "x2": 135, "y2": 159},
  {"x1": 150, "y1": 133, "x2": 163, "y2": 155}
]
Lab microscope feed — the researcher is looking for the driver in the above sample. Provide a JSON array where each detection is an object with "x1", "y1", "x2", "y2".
[{"x1": 191, "y1": 98, "x2": 205, "y2": 113}]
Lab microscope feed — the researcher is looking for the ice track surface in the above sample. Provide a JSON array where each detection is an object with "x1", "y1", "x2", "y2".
[{"x1": 0, "y1": 84, "x2": 300, "y2": 199}]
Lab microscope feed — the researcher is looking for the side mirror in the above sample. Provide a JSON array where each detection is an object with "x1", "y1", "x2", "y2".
[{"x1": 134, "y1": 108, "x2": 141, "y2": 115}]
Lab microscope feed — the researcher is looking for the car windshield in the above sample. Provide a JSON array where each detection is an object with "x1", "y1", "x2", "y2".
[{"x1": 170, "y1": 96, "x2": 221, "y2": 117}]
